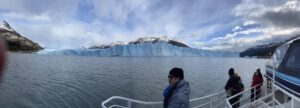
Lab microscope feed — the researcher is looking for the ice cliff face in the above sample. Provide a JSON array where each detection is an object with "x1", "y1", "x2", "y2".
[{"x1": 39, "y1": 36, "x2": 238, "y2": 57}]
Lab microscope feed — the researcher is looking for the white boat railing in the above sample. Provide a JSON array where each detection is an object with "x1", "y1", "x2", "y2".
[
  {"x1": 226, "y1": 74, "x2": 300, "y2": 108},
  {"x1": 101, "y1": 72, "x2": 300, "y2": 108},
  {"x1": 226, "y1": 81, "x2": 269, "y2": 108},
  {"x1": 101, "y1": 90, "x2": 227, "y2": 108},
  {"x1": 101, "y1": 96, "x2": 163, "y2": 108},
  {"x1": 101, "y1": 79, "x2": 258, "y2": 108}
]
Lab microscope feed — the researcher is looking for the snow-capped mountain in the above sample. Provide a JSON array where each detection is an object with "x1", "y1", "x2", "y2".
[
  {"x1": 89, "y1": 36, "x2": 188, "y2": 49},
  {"x1": 0, "y1": 20, "x2": 42, "y2": 52},
  {"x1": 89, "y1": 41, "x2": 126, "y2": 49},
  {"x1": 39, "y1": 36, "x2": 238, "y2": 57},
  {"x1": 0, "y1": 21, "x2": 15, "y2": 32}
]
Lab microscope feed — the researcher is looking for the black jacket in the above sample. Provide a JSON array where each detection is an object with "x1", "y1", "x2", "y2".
[{"x1": 225, "y1": 76, "x2": 241, "y2": 95}]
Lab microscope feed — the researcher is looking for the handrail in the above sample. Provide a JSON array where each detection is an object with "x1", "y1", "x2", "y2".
[
  {"x1": 101, "y1": 80, "x2": 256, "y2": 108},
  {"x1": 226, "y1": 80, "x2": 267, "y2": 108},
  {"x1": 189, "y1": 90, "x2": 225, "y2": 101},
  {"x1": 109, "y1": 105, "x2": 127, "y2": 108},
  {"x1": 226, "y1": 71, "x2": 300, "y2": 108},
  {"x1": 226, "y1": 82, "x2": 263, "y2": 101},
  {"x1": 101, "y1": 90, "x2": 226, "y2": 108},
  {"x1": 192, "y1": 101, "x2": 210, "y2": 108},
  {"x1": 101, "y1": 96, "x2": 163, "y2": 108}
]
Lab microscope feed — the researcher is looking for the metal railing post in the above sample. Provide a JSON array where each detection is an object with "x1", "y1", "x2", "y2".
[
  {"x1": 291, "y1": 98, "x2": 294, "y2": 108},
  {"x1": 264, "y1": 81, "x2": 268, "y2": 96},
  {"x1": 128, "y1": 101, "x2": 132, "y2": 108},
  {"x1": 272, "y1": 61, "x2": 276, "y2": 108},
  {"x1": 226, "y1": 98, "x2": 233, "y2": 108},
  {"x1": 210, "y1": 97, "x2": 213, "y2": 108},
  {"x1": 284, "y1": 95, "x2": 288, "y2": 103},
  {"x1": 254, "y1": 87, "x2": 256, "y2": 102}
]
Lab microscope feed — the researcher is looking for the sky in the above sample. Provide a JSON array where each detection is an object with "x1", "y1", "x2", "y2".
[{"x1": 0, "y1": 0, "x2": 300, "y2": 51}]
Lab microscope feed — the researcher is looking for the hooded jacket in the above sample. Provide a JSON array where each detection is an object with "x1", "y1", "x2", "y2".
[
  {"x1": 251, "y1": 75, "x2": 263, "y2": 91},
  {"x1": 225, "y1": 76, "x2": 242, "y2": 95},
  {"x1": 164, "y1": 80, "x2": 191, "y2": 108}
]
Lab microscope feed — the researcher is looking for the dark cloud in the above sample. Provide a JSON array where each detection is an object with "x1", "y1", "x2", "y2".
[{"x1": 256, "y1": 9, "x2": 300, "y2": 28}]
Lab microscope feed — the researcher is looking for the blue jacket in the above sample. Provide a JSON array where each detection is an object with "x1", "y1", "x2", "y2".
[{"x1": 163, "y1": 86, "x2": 170, "y2": 97}]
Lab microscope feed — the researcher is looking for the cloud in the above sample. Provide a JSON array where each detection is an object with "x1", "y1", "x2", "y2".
[
  {"x1": 193, "y1": 27, "x2": 300, "y2": 51},
  {"x1": 192, "y1": 0, "x2": 300, "y2": 52},
  {"x1": 235, "y1": 0, "x2": 300, "y2": 28},
  {"x1": 232, "y1": 26, "x2": 241, "y2": 32},
  {"x1": 12, "y1": 21, "x2": 105, "y2": 49},
  {"x1": 258, "y1": 9, "x2": 300, "y2": 28},
  {"x1": 0, "y1": 0, "x2": 80, "y2": 16},
  {"x1": 0, "y1": 0, "x2": 249, "y2": 51},
  {"x1": 1, "y1": 12, "x2": 51, "y2": 22},
  {"x1": 89, "y1": 0, "x2": 150, "y2": 24}
]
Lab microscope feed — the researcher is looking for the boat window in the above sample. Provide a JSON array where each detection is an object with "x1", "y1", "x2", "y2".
[
  {"x1": 269, "y1": 44, "x2": 289, "y2": 68},
  {"x1": 285, "y1": 46, "x2": 300, "y2": 70}
]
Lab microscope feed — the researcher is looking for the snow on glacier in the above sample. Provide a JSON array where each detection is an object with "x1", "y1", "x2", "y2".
[{"x1": 38, "y1": 41, "x2": 238, "y2": 57}]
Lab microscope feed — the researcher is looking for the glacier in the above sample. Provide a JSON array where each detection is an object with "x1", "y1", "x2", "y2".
[{"x1": 38, "y1": 41, "x2": 238, "y2": 57}]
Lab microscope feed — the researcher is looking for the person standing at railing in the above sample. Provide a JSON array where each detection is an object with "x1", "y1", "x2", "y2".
[
  {"x1": 234, "y1": 72, "x2": 244, "y2": 92},
  {"x1": 251, "y1": 69, "x2": 264, "y2": 102},
  {"x1": 163, "y1": 67, "x2": 190, "y2": 108},
  {"x1": 225, "y1": 68, "x2": 243, "y2": 108}
]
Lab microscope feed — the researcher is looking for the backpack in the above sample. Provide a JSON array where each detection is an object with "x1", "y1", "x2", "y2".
[
  {"x1": 235, "y1": 77, "x2": 244, "y2": 98},
  {"x1": 232, "y1": 76, "x2": 244, "y2": 95},
  {"x1": 237, "y1": 80, "x2": 244, "y2": 92}
]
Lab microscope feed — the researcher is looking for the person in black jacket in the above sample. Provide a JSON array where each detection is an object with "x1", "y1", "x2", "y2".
[{"x1": 225, "y1": 68, "x2": 241, "y2": 108}]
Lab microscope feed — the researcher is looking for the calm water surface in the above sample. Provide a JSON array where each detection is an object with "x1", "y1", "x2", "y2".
[{"x1": 0, "y1": 53, "x2": 268, "y2": 108}]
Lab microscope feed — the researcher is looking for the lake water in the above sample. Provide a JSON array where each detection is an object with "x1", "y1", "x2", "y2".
[{"x1": 0, "y1": 53, "x2": 268, "y2": 108}]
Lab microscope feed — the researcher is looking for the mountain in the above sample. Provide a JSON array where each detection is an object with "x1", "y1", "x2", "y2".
[
  {"x1": 39, "y1": 36, "x2": 238, "y2": 57},
  {"x1": 239, "y1": 35, "x2": 300, "y2": 58},
  {"x1": 0, "y1": 20, "x2": 42, "y2": 52},
  {"x1": 89, "y1": 36, "x2": 189, "y2": 49}
]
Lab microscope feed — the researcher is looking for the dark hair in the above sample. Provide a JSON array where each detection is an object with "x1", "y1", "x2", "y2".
[
  {"x1": 256, "y1": 69, "x2": 263, "y2": 79},
  {"x1": 228, "y1": 68, "x2": 234, "y2": 76},
  {"x1": 169, "y1": 67, "x2": 184, "y2": 79}
]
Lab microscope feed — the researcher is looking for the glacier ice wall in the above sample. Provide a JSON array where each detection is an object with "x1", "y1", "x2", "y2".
[{"x1": 38, "y1": 42, "x2": 238, "y2": 57}]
